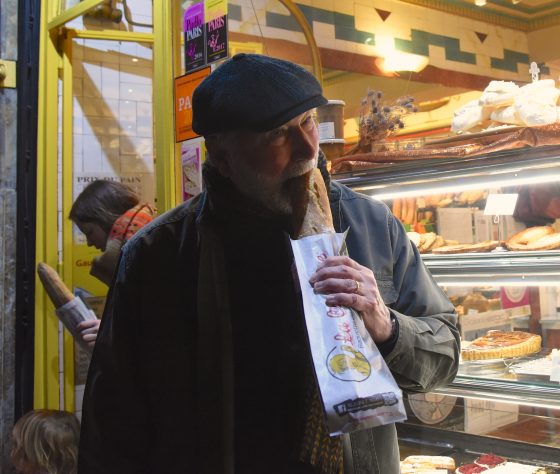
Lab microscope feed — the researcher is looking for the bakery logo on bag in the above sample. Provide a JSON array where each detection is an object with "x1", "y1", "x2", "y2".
[
  {"x1": 327, "y1": 345, "x2": 371, "y2": 382},
  {"x1": 327, "y1": 306, "x2": 347, "y2": 318},
  {"x1": 334, "y1": 392, "x2": 399, "y2": 416}
]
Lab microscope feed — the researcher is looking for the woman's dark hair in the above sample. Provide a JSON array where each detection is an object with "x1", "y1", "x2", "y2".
[{"x1": 69, "y1": 180, "x2": 139, "y2": 233}]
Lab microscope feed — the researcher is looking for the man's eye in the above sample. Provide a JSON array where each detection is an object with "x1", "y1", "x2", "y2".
[
  {"x1": 301, "y1": 115, "x2": 316, "y2": 130},
  {"x1": 267, "y1": 128, "x2": 289, "y2": 145}
]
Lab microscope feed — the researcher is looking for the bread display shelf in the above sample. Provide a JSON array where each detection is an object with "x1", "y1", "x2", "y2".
[{"x1": 331, "y1": 124, "x2": 560, "y2": 173}]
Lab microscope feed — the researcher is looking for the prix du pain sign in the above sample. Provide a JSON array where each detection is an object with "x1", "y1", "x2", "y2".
[{"x1": 184, "y1": 0, "x2": 228, "y2": 73}]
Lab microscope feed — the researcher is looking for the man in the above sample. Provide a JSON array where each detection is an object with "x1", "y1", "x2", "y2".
[{"x1": 78, "y1": 54, "x2": 459, "y2": 474}]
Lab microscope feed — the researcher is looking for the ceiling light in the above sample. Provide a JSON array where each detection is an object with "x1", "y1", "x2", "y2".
[
  {"x1": 374, "y1": 35, "x2": 429, "y2": 73},
  {"x1": 474, "y1": 0, "x2": 486, "y2": 5},
  {"x1": 512, "y1": 0, "x2": 522, "y2": 4},
  {"x1": 375, "y1": 54, "x2": 429, "y2": 73}
]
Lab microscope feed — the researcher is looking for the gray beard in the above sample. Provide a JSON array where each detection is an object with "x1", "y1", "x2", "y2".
[{"x1": 228, "y1": 153, "x2": 319, "y2": 214}]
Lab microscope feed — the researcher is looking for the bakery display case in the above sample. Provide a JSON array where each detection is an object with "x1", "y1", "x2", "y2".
[{"x1": 334, "y1": 144, "x2": 560, "y2": 473}]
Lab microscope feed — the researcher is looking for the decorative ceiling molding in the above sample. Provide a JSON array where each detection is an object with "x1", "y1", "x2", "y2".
[
  {"x1": 375, "y1": 8, "x2": 392, "y2": 22},
  {"x1": 397, "y1": 0, "x2": 560, "y2": 31},
  {"x1": 475, "y1": 32, "x2": 488, "y2": 43}
]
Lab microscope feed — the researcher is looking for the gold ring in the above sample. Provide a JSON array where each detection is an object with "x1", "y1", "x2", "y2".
[{"x1": 354, "y1": 280, "x2": 360, "y2": 293}]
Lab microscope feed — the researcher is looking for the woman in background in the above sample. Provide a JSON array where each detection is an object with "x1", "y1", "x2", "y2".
[
  {"x1": 11, "y1": 409, "x2": 80, "y2": 474},
  {"x1": 69, "y1": 180, "x2": 156, "y2": 346}
]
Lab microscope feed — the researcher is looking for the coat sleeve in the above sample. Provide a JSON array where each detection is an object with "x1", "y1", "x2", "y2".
[
  {"x1": 384, "y1": 214, "x2": 461, "y2": 393},
  {"x1": 78, "y1": 244, "x2": 152, "y2": 474}
]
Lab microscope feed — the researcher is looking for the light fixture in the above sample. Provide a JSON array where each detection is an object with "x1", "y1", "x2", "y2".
[
  {"x1": 375, "y1": 54, "x2": 429, "y2": 73},
  {"x1": 512, "y1": 0, "x2": 522, "y2": 4},
  {"x1": 374, "y1": 35, "x2": 429, "y2": 73},
  {"x1": 474, "y1": 0, "x2": 486, "y2": 6}
]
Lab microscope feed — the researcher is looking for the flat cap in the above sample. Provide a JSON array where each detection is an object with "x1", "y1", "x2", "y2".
[{"x1": 192, "y1": 53, "x2": 327, "y2": 135}]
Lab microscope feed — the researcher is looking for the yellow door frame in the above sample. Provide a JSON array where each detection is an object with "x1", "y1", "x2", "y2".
[
  {"x1": 35, "y1": 0, "x2": 176, "y2": 411},
  {"x1": 35, "y1": 0, "x2": 321, "y2": 411}
]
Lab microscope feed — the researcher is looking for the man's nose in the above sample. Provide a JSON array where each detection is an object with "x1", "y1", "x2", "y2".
[{"x1": 292, "y1": 125, "x2": 317, "y2": 157}]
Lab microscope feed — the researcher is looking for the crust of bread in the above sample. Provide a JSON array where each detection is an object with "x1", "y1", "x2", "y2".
[
  {"x1": 461, "y1": 330, "x2": 541, "y2": 361},
  {"x1": 293, "y1": 169, "x2": 335, "y2": 238}
]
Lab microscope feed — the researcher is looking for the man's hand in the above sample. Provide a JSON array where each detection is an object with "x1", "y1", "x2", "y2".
[
  {"x1": 309, "y1": 256, "x2": 392, "y2": 343},
  {"x1": 77, "y1": 319, "x2": 101, "y2": 348}
]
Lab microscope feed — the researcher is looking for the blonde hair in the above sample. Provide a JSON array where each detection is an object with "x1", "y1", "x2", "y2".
[{"x1": 11, "y1": 410, "x2": 80, "y2": 474}]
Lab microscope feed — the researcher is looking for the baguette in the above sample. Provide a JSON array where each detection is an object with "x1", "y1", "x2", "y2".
[
  {"x1": 291, "y1": 168, "x2": 335, "y2": 238},
  {"x1": 37, "y1": 262, "x2": 75, "y2": 308}
]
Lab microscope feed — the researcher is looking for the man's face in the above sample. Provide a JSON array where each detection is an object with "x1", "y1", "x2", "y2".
[{"x1": 223, "y1": 111, "x2": 319, "y2": 213}]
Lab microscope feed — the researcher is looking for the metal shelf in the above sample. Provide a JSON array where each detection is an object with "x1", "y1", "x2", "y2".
[
  {"x1": 335, "y1": 144, "x2": 560, "y2": 198},
  {"x1": 422, "y1": 250, "x2": 560, "y2": 285},
  {"x1": 434, "y1": 377, "x2": 560, "y2": 410}
]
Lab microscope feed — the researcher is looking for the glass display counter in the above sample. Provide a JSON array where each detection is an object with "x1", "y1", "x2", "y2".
[{"x1": 334, "y1": 144, "x2": 560, "y2": 472}]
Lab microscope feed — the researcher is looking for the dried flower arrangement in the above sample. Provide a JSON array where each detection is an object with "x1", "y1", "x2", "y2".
[{"x1": 348, "y1": 89, "x2": 417, "y2": 155}]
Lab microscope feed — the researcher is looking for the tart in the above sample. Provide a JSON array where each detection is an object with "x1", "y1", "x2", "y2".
[
  {"x1": 456, "y1": 463, "x2": 487, "y2": 474},
  {"x1": 475, "y1": 454, "x2": 506, "y2": 469},
  {"x1": 462, "y1": 330, "x2": 541, "y2": 361}
]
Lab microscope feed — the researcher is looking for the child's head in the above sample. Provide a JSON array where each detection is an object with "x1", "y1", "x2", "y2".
[{"x1": 11, "y1": 409, "x2": 80, "y2": 474}]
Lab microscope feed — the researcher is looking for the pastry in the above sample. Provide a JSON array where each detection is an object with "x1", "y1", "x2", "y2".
[
  {"x1": 514, "y1": 87, "x2": 560, "y2": 126},
  {"x1": 478, "y1": 80, "x2": 519, "y2": 107},
  {"x1": 419, "y1": 232, "x2": 437, "y2": 253},
  {"x1": 518, "y1": 79, "x2": 556, "y2": 93},
  {"x1": 431, "y1": 241, "x2": 499, "y2": 254},
  {"x1": 407, "y1": 231, "x2": 421, "y2": 247},
  {"x1": 462, "y1": 293, "x2": 489, "y2": 313},
  {"x1": 401, "y1": 455, "x2": 455, "y2": 471},
  {"x1": 490, "y1": 105, "x2": 524, "y2": 125},
  {"x1": 451, "y1": 99, "x2": 492, "y2": 133},
  {"x1": 505, "y1": 226, "x2": 555, "y2": 250},
  {"x1": 461, "y1": 330, "x2": 541, "y2": 361}
]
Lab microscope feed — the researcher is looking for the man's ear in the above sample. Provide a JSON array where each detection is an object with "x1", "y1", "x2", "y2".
[{"x1": 205, "y1": 137, "x2": 233, "y2": 178}]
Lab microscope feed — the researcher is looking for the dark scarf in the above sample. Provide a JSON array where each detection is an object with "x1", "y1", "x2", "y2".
[{"x1": 203, "y1": 162, "x2": 342, "y2": 474}]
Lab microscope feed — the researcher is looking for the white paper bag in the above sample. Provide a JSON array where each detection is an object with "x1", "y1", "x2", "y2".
[
  {"x1": 291, "y1": 232, "x2": 406, "y2": 435},
  {"x1": 55, "y1": 297, "x2": 98, "y2": 352}
]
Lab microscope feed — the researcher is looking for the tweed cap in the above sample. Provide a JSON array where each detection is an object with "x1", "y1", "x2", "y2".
[{"x1": 192, "y1": 53, "x2": 327, "y2": 135}]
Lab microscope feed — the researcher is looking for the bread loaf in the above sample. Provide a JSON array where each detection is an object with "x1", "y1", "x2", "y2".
[
  {"x1": 505, "y1": 226, "x2": 554, "y2": 250},
  {"x1": 291, "y1": 168, "x2": 335, "y2": 238},
  {"x1": 37, "y1": 262, "x2": 75, "y2": 308}
]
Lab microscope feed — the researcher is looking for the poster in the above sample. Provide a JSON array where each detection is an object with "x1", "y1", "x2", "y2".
[
  {"x1": 174, "y1": 67, "x2": 211, "y2": 142},
  {"x1": 184, "y1": 2, "x2": 205, "y2": 72},
  {"x1": 205, "y1": 14, "x2": 228, "y2": 65},
  {"x1": 181, "y1": 139, "x2": 204, "y2": 201}
]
